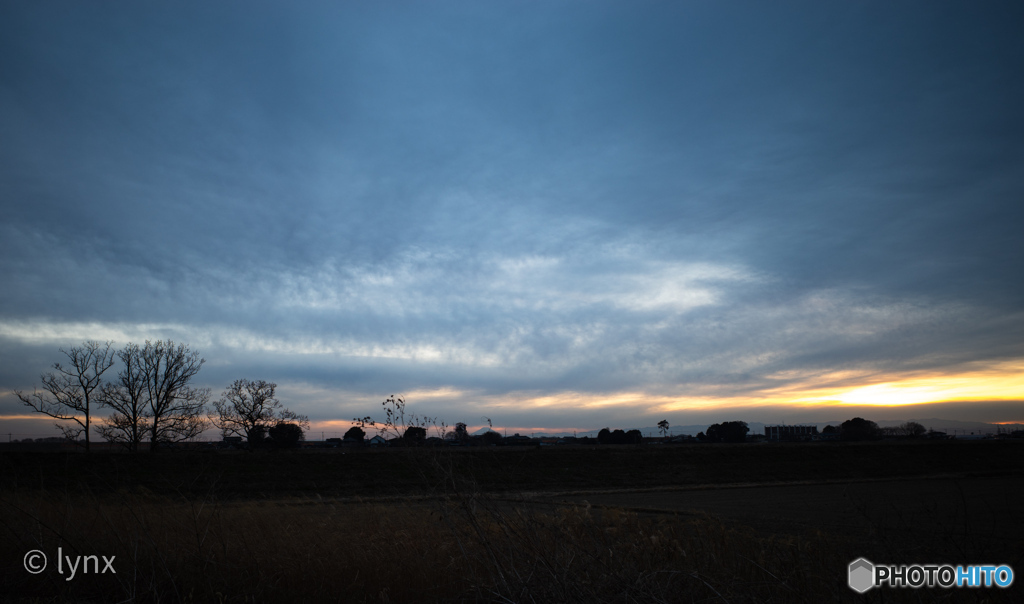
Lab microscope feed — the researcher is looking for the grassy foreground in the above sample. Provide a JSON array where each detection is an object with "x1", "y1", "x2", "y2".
[
  {"x1": 3, "y1": 490, "x2": 854, "y2": 603},
  {"x1": 2, "y1": 441, "x2": 1021, "y2": 602},
  {"x1": 2, "y1": 439, "x2": 1022, "y2": 499}
]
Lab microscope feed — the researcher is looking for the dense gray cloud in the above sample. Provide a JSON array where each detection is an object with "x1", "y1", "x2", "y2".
[{"x1": 2, "y1": 1, "x2": 1023, "y2": 436}]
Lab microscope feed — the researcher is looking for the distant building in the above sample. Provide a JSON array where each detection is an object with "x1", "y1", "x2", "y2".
[
  {"x1": 764, "y1": 425, "x2": 818, "y2": 442},
  {"x1": 505, "y1": 433, "x2": 533, "y2": 446}
]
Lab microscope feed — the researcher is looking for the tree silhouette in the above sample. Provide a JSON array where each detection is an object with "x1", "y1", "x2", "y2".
[
  {"x1": 721, "y1": 421, "x2": 748, "y2": 443},
  {"x1": 135, "y1": 341, "x2": 209, "y2": 451},
  {"x1": 16, "y1": 341, "x2": 115, "y2": 451},
  {"x1": 268, "y1": 422, "x2": 304, "y2": 449},
  {"x1": 900, "y1": 421, "x2": 926, "y2": 438},
  {"x1": 404, "y1": 426, "x2": 427, "y2": 445},
  {"x1": 344, "y1": 426, "x2": 365, "y2": 443},
  {"x1": 704, "y1": 421, "x2": 748, "y2": 443},
  {"x1": 657, "y1": 420, "x2": 670, "y2": 438},
  {"x1": 97, "y1": 343, "x2": 150, "y2": 452},
  {"x1": 212, "y1": 379, "x2": 309, "y2": 449},
  {"x1": 840, "y1": 417, "x2": 880, "y2": 441}
]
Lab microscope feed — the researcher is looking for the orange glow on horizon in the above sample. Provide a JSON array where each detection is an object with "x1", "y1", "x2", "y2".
[
  {"x1": 486, "y1": 360, "x2": 1024, "y2": 415},
  {"x1": 0, "y1": 413, "x2": 66, "y2": 421},
  {"x1": 790, "y1": 361, "x2": 1024, "y2": 407},
  {"x1": 4, "y1": 360, "x2": 1023, "y2": 436}
]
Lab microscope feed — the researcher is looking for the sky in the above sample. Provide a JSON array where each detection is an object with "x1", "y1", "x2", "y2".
[{"x1": 2, "y1": 1, "x2": 1023, "y2": 439}]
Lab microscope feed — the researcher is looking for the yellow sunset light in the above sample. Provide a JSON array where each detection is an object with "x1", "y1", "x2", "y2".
[{"x1": 797, "y1": 362, "x2": 1024, "y2": 407}]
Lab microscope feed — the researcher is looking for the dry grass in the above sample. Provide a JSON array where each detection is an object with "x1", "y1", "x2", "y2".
[
  {"x1": 2, "y1": 445, "x2": 1021, "y2": 602},
  {"x1": 6, "y1": 486, "x2": 1004, "y2": 603},
  {"x1": 2, "y1": 488, "x2": 461, "y2": 603},
  {"x1": 6, "y1": 491, "x2": 1007, "y2": 604}
]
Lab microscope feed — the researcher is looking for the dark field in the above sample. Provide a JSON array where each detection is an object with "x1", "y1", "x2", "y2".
[{"x1": 2, "y1": 441, "x2": 1022, "y2": 602}]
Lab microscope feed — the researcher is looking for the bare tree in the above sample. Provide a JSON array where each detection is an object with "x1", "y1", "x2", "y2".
[
  {"x1": 96, "y1": 343, "x2": 151, "y2": 452},
  {"x1": 15, "y1": 341, "x2": 115, "y2": 451},
  {"x1": 899, "y1": 421, "x2": 926, "y2": 438},
  {"x1": 136, "y1": 340, "x2": 210, "y2": 451},
  {"x1": 211, "y1": 379, "x2": 309, "y2": 449}
]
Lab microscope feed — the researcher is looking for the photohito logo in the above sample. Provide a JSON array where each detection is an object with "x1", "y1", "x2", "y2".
[{"x1": 848, "y1": 558, "x2": 1013, "y2": 592}]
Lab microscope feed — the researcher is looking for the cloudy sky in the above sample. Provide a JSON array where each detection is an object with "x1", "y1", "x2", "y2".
[{"x1": 2, "y1": 1, "x2": 1023, "y2": 438}]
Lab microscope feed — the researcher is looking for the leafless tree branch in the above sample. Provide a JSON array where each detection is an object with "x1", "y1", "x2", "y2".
[
  {"x1": 210, "y1": 379, "x2": 309, "y2": 449},
  {"x1": 15, "y1": 340, "x2": 115, "y2": 451}
]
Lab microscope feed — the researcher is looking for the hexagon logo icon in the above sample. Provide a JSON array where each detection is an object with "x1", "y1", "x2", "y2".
[{"x1": 848, "y1": 558, "x2": 875, "y2": 593}]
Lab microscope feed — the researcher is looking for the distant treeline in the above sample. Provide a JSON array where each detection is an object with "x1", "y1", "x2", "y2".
[{"x1": 15, "y1": 341, "x2": 1017, "y2": 453}]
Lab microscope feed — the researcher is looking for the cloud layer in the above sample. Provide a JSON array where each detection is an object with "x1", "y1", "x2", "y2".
[{"x1": 2, "y1": 2, "x2": 1023, "y2": 435}]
